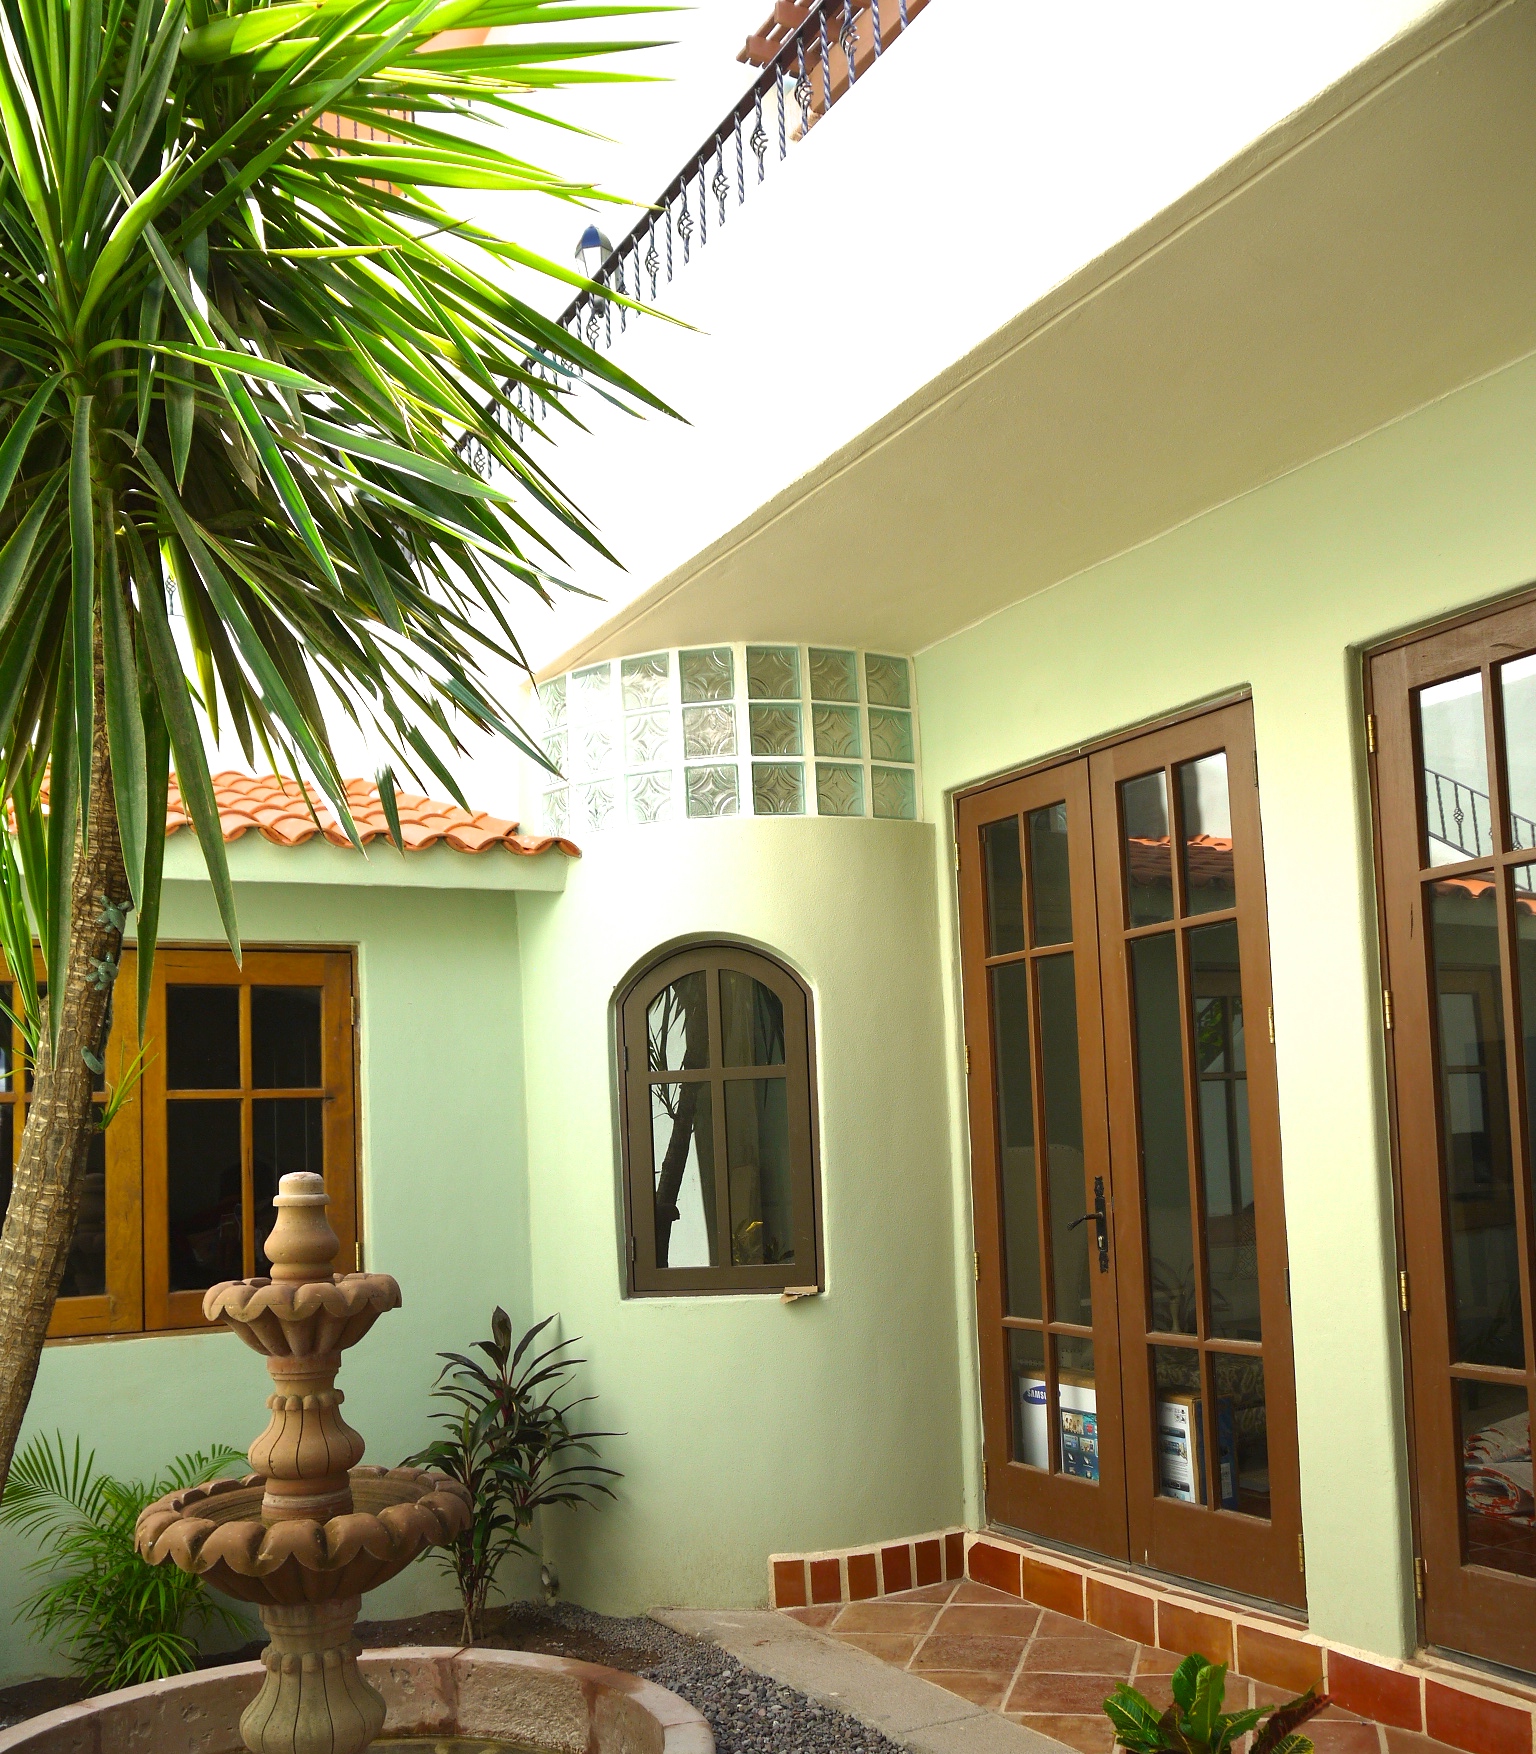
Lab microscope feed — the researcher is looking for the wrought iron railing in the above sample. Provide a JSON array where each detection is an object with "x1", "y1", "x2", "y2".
[{"x1": 1424, "y1": 766, "x2": 1536, "y2": 886}]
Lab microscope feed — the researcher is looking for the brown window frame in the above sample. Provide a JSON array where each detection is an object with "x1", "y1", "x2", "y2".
[
  {"x1": 13, "y1": 942, "x2": 359, "y2": 1342},
  {"x1": 618, "y1": 942, "x2": 822, "y2": 1297}
]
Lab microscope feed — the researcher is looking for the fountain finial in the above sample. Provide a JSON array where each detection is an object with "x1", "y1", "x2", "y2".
[{"x1": 264, "y1": 1171, "x2": 341, "y2": 1283}]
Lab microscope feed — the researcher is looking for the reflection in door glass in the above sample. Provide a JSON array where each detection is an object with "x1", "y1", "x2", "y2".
[
  {"x1": 1430, "y1": 881, "x2": 1524, "y2": 1369},
  {"x1": 648, "y1": 974, "x2": 709, "y2": 1071},
  {"x1": 721, "y1": 970, "x2": 786, "y2": 1066},
  {"x1": 1213, "y1": 1352, "x2": 1269, "y2": 1519},
  {"x1": 1008, "y1": 1328, "x2": 1048, "y2": 1468},
  {"x1": 1178, "y1": 754, "x2": 1235, "y2": 915},
  {"x1": 1054, "y1": 1335, "x2": 1098, "y2": 1483},
  {"x1": 1039, "y1": 955, "x2": 1091, "y2": 1326},
  {"x1": 1418, "y1": 673, "x2": 1492, "y2": 867},
  {"x1": 1132, "y1": 935, "x2": 1196, "y2": 1334},
  {"x1": 1152, "y1": 1345, "x2": 1209, "y2": 1506},
  {"x1": 1191, "y1": 922, "x2": 1261, "y2": 1342},
  {"x1": 1517, "y1": 891, "x2": 1536, "y2": 1337},
  {"x1": 984, "y1": 818, "x2": 1026, "y2": 955},
  {"x1": 724, "y1": 1079, "x2": 795, "y2": 1265},
  {"x1": 1122, "y1": 772, "x2": 1174, "y2": 925},
  {"x1": 1029, "y1": 804, "x2": 1072, "y2": 946},
  {"x1": 991, "y1": 964, "x2": 1042, "y2": 1320},
  {"x1": 1500, "y1": 655, "x2": 1536, "y2": 857},
  {"x1": 650, "y1": 1083, "x2": 716, "y2": 1269},
  {"x1": 1459, "y1": 1380, "x2": 1534, "y2": 1578}
]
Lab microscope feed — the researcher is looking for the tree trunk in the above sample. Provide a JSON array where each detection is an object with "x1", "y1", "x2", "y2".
[{"x1": 0, "y1": 635, "x2": 130, "y2": 1493}]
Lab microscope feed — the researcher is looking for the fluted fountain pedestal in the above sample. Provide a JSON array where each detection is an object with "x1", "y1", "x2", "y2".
[{"x1": 136, "y1": 1173, "x2": 471, "y2": 1754}]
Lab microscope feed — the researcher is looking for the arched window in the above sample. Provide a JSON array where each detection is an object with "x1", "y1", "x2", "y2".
[{"x1": 618, "y1": 944, "x2": 821, "y2": 1295}]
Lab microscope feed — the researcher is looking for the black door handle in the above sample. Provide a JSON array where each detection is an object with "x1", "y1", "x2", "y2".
[{"x1": 1067, "y1": 1178, "x2": 1109, "y2": 1273}]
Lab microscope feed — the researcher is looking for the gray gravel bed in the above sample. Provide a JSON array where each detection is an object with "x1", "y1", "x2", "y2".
[{"x1": 542, "y1": 1603, "x2": 909, "y2": 1754}]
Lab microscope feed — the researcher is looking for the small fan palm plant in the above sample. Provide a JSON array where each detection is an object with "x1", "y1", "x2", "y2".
[
  {"x1": 0, "y1": 0, "x2": 672, "y2": 1488},
  {"x1": 0, "y1": 1432, "x2": 248, "y2": 1688},
  {"x1": 1105, "y1": 1653, "x2": 1329, "y2": 1754}
]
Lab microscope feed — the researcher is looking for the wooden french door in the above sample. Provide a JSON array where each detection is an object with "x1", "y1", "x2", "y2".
[
  {"x1": 959, "y1": 699, "x2": 1305, "y2": 1609},
  {"x1": 1371, "y1": 596, "x2": 1536, "y2": 1673}
]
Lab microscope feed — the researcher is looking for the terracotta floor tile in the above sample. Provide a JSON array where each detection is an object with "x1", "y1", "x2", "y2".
[
  {"x1": 1132, "y1": 1674, "x2": 1177, "y2": 1712},
  {"x1": 783, "y1": 1605, "x2": 841, "y2": 1628},
  {"x1": 933, "y1": 1603, "x2": 1042, "y2": 1638},
  {"x1": 1383, "y1": 1729, "x2": 1477, "y2": 1754},
  {"x1": 1037, "y1": 1608, "x2": 1117, "y2": 1640},
  {"x1": 1006, "y1": 1672, "x2": 1128, "y2": 1715},
  {"x1": 832, "y1": 1631, "x2": 920, "y2": 1665},
  {"x1": 1131, "y1": 1645, "x2": 1185, "y2": 1676},
  {"x1": 921, "y1": 1670, "x2": 1015, "y2": 1709},
  {"x1": 1307, "y1": 1721, "x2": 1384, "y2": 1753},
  {"x1": 834, "y1": 1602, "x2": 940, "y2": 1634},
  {"x1": 951, "y1": 1580, "x2": 1025, "y2": 1605},
  {"x1": 1008, "y1": 1714, "x2": 1116, "y2": 1754},
  {"x1": 882, "y1": 1581, "x2": 958, "y2": 1604},
  {"x1": 1022, "y1": 1636, "x2": 1137, "y2": 1676},
  {"x1": 912, "y1": 1632, "x2": 1030, "y2": 1673}
]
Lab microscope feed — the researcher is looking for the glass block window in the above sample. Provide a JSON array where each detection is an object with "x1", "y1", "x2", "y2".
[{"x1": 531, "y1": 647, "x2": 919, "y2": 830}]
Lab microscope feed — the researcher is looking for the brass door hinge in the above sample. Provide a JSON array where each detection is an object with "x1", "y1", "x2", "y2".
[
  {"x1": 1366, "y1": 712, "x2": 1377, "y2": 755},
  {"x1": 350, "y1": 993, "x2": 357, "y2": 1025},
  {"x1": 955, "y1": 842, "x2": 961, "y2": 873},
  {"x1": 1399, "y1": 1269, "x2": 1409, "y2": 1314},
  {"x1": 982, "y1": 1460, "x2": 989, "y2": 1491},
  {"x1": 973, "y1": 1250, "x2": 980, "y2": 1283},
  {"x1": 1383, "y1": 988, "x2": 1394, "y2": 1031},
  {"x1": 1267, "y1": 1005, "x2": 1275, "y2": 1045},
  {"x1": 1298, "y1": 1534, "x2": 1306, "y2": 1574},
  {"x1": 1414, "y1": 1555, "x2": 1425, "y2": 1600},
  {"x1": 965, "y1": 1044, "x2": 972, "y2": 1075},
  {"x1": 354, "y1": 1241, "x2": 362, "y2": 1271}
]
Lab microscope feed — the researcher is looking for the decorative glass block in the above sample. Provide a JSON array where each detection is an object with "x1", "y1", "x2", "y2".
[
  {"x1": 622, "y1": 652, "x2": 670, "y2": 709},
  {"x1": 747, "y1": 645, "x2": 800, "y2": 700},
  {"x1": 869, "y1": 708, "x2": 914, "y2": 764},
  {"x1": 683, "y1": 703, "x2": 736, "y2": 759},
  {"x1": 809, "y1": 648, "x2": 858, "y2": 702},
  {"x1": 628, "y1": 770, "x2": 672, "y2": 825},
  {"x1": 681, "y1": 647, "x2": 734, "y2": 703},
  {"x1": 542, "y1": 729, "x2": 567, "y2": 774},
  {"x1": 753, "y1": 762, "x2": 804, "y2": 815},
  {"x1": 575, "y1": 724, "x2": 613, "y2": 777},
  {"x1": 625, "y1": 709, "x2": 669, "y2": 767},
  {"x1": 865, "y1": 653, "x2": 910, "y2": 708},
  {"x1": 816, "y1": 764, "x2": 864, "y2": 817},
  {"x1": 872, "y1": 765, "x2": 916, "y2": 820},
  {"x1": 750, "y1": 704, "x2": 802, "y2": 757},
  {"x1": 571, "y1": 662, "x2": 613, "y2": 716},
  {"x1": 577, "y1": 780, "x2": 615, "y2": 829},
  {"x1": 686, "y1": 765, "x2": 739, "y2": 818},
  {"x1": 812, "y1": 704, "x2": 860, "y2": 758},
  {"x1": 537, "y1": 676, "x2": 566, "y2": 724},
  {"x1": 544, "y1": 787, "x2": 569, "y2": 834}
]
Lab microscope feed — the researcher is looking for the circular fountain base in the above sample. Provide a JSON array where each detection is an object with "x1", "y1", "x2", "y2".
[{"x1": 0, "y1": 1648, "x2": 713, "y2": 1754}]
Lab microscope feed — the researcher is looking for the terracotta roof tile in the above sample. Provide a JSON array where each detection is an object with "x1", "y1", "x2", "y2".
[{"x1": 157, "y1": 772, "x2": 579, "y2": 858}]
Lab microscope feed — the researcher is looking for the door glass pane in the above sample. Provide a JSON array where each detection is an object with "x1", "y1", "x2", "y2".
[
  {"x1": 724, "y1": 1078, "x2": 795, "y2": 1266},
  {"x1": 1178, "y1": 754, "x2": 1235, "y2": 916},
  {"x1": 1122, "y1": 771, "x2": 1174, "y2": 925},
  {"x1": 1192, "y1": 922, "x2": 1261, "y2": 1342},
  {"x1": 58, "y1": 1123, "x2": 106, "y2": 1298},
  {"x1": 1055, "y1": 1335, "x2": 1098, "y2": 1483},
  {"x1": 167, "y1": 1099, "x2": 243, "y2": 1291},
  {"x1": 1500, "y1": 654, "x2": 1536, "y2": 852},
  {"x1": 720, "y1": 971, "x2": 785, "y2": 1067},
  {"x1": 1153, "y1": 1345, "x2": 1206, "y2": 1504},
  {"x1": 1460, "y1": 1380, "x2": 1534, "y2": 1578},
  {"x1": 1039, "y1": 954, "x2": 1091, "y2": 1325},
  {"x1": 1213, "y1": 1352, "x2": 1269, "y2": 1519},
  {"x1": 251, "y1": 988, "x2": 322, "y2": 1088},
  {"x1": 1419, "y1": 673, "x2": 1492, "y2": 866},
  {"x1": 1009, "y1": 1327, "x2": 1048, "y2": 1468},
  {"x1": 167, "y1": 987, "x2": 240, "y2": 1089},
  {"x1": 991, "y1": 963, "x2": 1041, "y2": 1320},
  {"x1": 1029, "y1": 804, "x2": 1072, "y2": 946},
  {"x1": 1430, "y1": 880, "x2": 1524, "y2": 1368},
  {"x1": 1132, "y1": 934, "x2": 1197, "y2": 1334},
  {"x1": 648, "y1": 973, "x2": 709, "y2": 1071},
  {"x1": 1517, "y1": 888, "x2": 1536, "y2": 1346},
  {"x1": 253, "y1": 1099, "x2": 323, "y2": 1272},
  {"x1": 651, "y1": 1083, "x2": 716, "y2": 1269},
  {"x1": 984, "y1": 817, "x2": 1025, "y2": 955},
  {"x1": 0, "y1": 984, "x2": 12, "y2": 1090}
]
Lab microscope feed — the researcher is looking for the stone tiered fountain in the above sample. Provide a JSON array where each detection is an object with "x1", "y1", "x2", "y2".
[{"x1": 135, "y1": 1172, "x2": 472, "y2": 1754}]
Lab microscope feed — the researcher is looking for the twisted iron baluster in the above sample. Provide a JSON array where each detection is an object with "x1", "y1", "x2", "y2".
[
  {"x1": 819, "y1": 8, "x2": 830, "y2": 114},
  {"x1": 795, "y1": 42, "x2": 811, "y2": 136},
  {"x1": 871, "y1": 0, "x2": 881, "y2": 55},
  {"x1": 899, "y1": 0, "x2": 907, "y2": 26},
  {"x1": 666, "y1": 202, "x2": 674, "y2": 279},
  {"x1": 777, "y1": 66, "x2": 786, "y2": 158},
  {"x1": 678, "y1": 183, "x2": 692, "y2": 264},
  {"x1": 843, "y1": 0, "x2": 856, "y2": 83},
  {"x1": 751, "y1": 89, "x2": 768, "y2": 181},
  {"x1": 711, "y1": 136, "x2": 728, "y2": 226},
  {"x1": 645, "y1": 222, "x2": 660, "y2": 299},
  {"x1": 735, "y1": 113, "x2": 744, "y2": 203},
  {"x1": 698, "y1": 158, "x2": 707, "y2": 247},
  {"x1": 616, "y1": 254, "x2": 626, "y2": 333}
]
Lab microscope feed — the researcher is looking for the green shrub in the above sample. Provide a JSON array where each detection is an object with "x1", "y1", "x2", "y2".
[
  {"x1": 408, "y1": 1309, "x2": 619, "y2": 1644},
  {"x1": 1105, "y1": 1652, "x2": 1328, "y2": 1753},
  {"x1": 0, "y1": 1433, "x2": 248, "y2": 1691}
]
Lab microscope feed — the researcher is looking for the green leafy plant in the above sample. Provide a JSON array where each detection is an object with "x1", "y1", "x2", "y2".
[
  {"x1": 408, "y1": 1309, "x2": 619, "y2": 1644},
  {"x1": 0, "y1": 1432, "x2": 249, "y2": 1689},
  {"x1": 1105, "y1": 1653, "x2": 1329, "y2": 1754}
]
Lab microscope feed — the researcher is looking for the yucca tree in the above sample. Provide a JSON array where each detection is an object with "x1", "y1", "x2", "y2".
[{"x1": 0, "y1": 0, "x2": 668, "y2": 1486}]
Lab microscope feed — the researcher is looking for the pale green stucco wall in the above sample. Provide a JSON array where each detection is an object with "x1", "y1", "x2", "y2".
[
  {"x1": 0, "y1": 880, "x2": 532, "y2": 1681},
  {"x1": 915, "y1": 346, "x2": 1536, "y2": 1662},
  {"x1": 516, "y1": 818, "x2": 963, "y2": 1614}
]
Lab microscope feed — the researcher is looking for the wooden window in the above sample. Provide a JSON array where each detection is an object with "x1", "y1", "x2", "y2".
[
  {"x1": 1, "y1": 945, "x2": 357, "y2": 1341},
  {"x1": 1370, "y1": 595, "x2": 1536, "y2": 1673},
  {"x1": 618, "y1": 944, "x2": 820, "y2": 1295}
]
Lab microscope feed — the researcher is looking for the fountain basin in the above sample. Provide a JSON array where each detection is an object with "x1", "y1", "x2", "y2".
[{"x1": 0, "y1": 1647, "x2": 714, "y2": 1754}]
